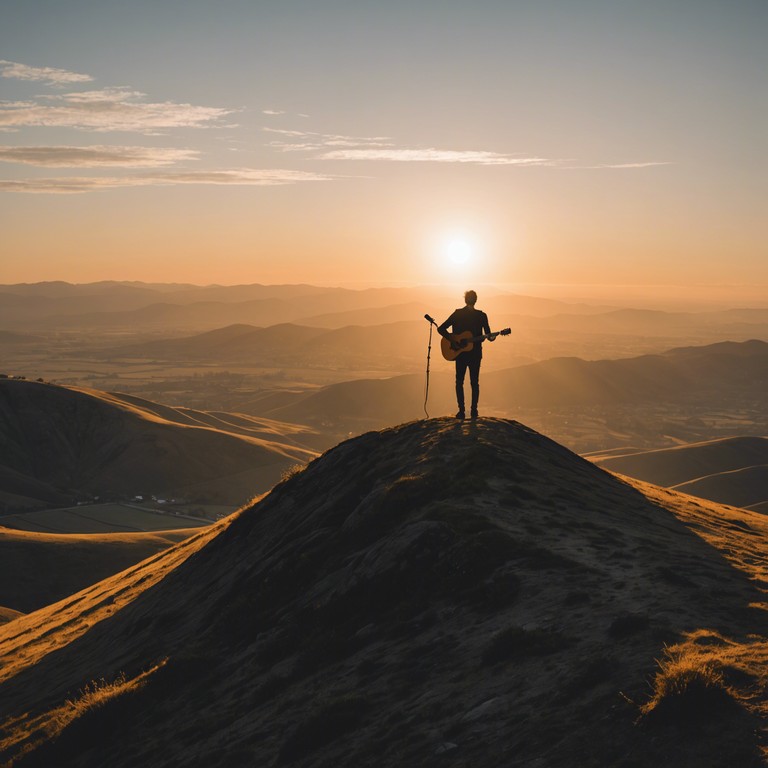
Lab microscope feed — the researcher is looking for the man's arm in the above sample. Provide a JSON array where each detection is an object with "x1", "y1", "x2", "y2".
[
  {"x1": 437, "y1": 312, "x2": 455, "y2": 339},
  {"x1": 483, "y1": 312, "x2": 497, "y2": 341}
]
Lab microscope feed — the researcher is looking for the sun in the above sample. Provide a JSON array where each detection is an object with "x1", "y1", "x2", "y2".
[{"x1": 442, "y1": 236, "x2": 474, "y2": 267}]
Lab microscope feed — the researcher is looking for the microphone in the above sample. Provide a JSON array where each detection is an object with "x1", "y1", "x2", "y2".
[{"x1": 424, "y1": 314, "x2": 436, "y2": 324}]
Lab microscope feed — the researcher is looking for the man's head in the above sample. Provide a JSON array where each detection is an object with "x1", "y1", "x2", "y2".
[{"x1": 464, "y1": 290, "x2": 477, "y2": 306}]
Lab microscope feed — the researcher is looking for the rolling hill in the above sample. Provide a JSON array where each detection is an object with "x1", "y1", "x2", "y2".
[
  {"x1": 0, "y1": 526, "x2": 198, "y2": 615},
  {"x1": 0, "y1": 419, "x2": 766, "y2": 766},
  {"x1": 103, "y1": 319, "x2": 532, "y2": 372},
  {"x1": 0, "y1": 379, "x2": 317, "y2": 509},
  {"x1": 593, "y1": 436, "x2": 768, "y2": 488},
  {"x1": 243, "y1": 339, "x2": 768, "y2": 433},
  {"x1": 592, "y1": 436, "x2": 768, "y2": 511}
]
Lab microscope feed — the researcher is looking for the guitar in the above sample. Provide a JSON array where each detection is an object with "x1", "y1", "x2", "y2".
[{"x1": 440, "y1": 328, "x2": 511, "y2": 361}]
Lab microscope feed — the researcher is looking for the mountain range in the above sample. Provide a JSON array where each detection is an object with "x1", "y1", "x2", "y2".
[{"x1": 238, "y1": 339, "x2": 768, "y2": 433}]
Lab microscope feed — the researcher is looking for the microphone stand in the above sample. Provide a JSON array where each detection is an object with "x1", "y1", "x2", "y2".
[{"x1": 423, "y1": 314, "x2": 438, "y2": 418}]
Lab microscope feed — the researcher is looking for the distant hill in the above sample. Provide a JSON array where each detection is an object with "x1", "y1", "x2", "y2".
[
  {"x1": 0, "y1": 419, "x2": 765, "y2": 766},
  {"x1": 592, "y1": 436, "x2": 768, "y2": 487},
  {"x1": 592, "y1": 435, "x2": 768, "y2": 510},
  {"x1": 0, "y1": 379, "x2": 317, "y2": 509},
  {"x1": 521, "y1": 307, "x2": 768, "y2": 341},
  {"x1": 246, "y1": 340, "x2": 768, "y2": 433},
  {"x1": 0, "y1": 525, "x2": 197, "y2": 614},
  {"x1": 671, "y1": 465, "x2": 768, "y2": 508},
  {"x1": 0, "y1": 280, "x2": 621, "y2": 333},
  {"x1": 105, "y1": 319, "x2": 533, "y2": 372}
]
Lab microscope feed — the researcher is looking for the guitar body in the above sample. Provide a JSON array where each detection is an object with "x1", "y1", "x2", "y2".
[
  {"x1": 441, "y1": 331, "x2": 476, "y2": 361},
  {"x1": 440, "y1": 327, "x2": 511, "y2": 362}
]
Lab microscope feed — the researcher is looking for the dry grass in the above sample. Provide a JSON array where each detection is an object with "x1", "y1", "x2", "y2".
[
  {"x1": 0, "y1": 661, "x2": 165, "y2": 766},
  {"x1": 640, "y1": 630, "x2": 768, "y2": 728}
]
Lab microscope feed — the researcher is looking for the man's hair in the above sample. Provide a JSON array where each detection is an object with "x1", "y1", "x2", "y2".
[{"x1": 464, "y1": 290, "x2": 477, "y2": 306}]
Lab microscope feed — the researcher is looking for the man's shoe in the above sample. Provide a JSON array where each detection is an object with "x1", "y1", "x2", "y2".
[
  {"x1": 470, "y1": 409, "x2": 479, "y2": 420},
  {"x1": 455, "y1": 410, "x2": 465, "y2": 419}
]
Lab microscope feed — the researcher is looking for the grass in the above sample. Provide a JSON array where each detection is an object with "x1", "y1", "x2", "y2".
[{"x1": 0, "y1": 662, "x2": 165, "y2": 766}]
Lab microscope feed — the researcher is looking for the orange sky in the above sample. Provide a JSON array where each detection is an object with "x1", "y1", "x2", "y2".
[{"x1": 1, "y1": 1, "x2": 766, "y2": 294}]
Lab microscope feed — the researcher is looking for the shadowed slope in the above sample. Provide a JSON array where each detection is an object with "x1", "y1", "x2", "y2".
[
  {"x1": 0, "y1": 419, "x2": 766, "y2": 767},
  {"x1": 594, "y1": 436, "x2": 768, "y2": 487},
  {"x1": 0, "y1": 526, "x2": 199, "y2": 614},
  {"x1": 0, "y1": 379, "x2": 316, "y2": 507},
  {"x1": 671, "y1": 465, "x2": 768, "y2": 508}
]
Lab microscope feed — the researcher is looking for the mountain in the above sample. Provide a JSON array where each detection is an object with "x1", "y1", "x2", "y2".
[
  {"x1": 0, "y1": 419, "x2": 765, "y2": 767},
  {"x1": 0, "y1": 281, "x2": 618, "y2": 334},
  {"x1": 0, "y1": 379, "x2": 317, "y2": 509},
  {"x1": 523, "y1": 307, "x2": 768, "y2": 339},
  {"x1": 245, "y1": 340, "x2": 768, "y2": 435},
  {"x1": 0, "y1": 526, "x2": 197, "y2": 615}
]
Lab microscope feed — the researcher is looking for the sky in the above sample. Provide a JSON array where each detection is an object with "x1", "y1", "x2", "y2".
[{"x1": 0, "y1": 0, "x2": 766, "y2": 295}]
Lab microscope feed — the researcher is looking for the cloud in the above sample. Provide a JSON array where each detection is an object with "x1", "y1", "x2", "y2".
[
  {"x1": 594, "y1": 162, "x2": 671, "y2": 169},
  {"x1": 263, "y1": 109, "x2": 285, "y2": 116},
  {"x1": 0, "y1": 168, "x2": 333, "y2": 193},
  {"x1": 264, "y1": 127, "x2": 394, "y2": 153},
  {"x1": 0, "y1": 88, "x2": 233, "y2": 133},
  {"x1": 0, "y1": 145, "x2": 199, "y2": 167},
  {"x1": 264, "y1": 127, "x2": 551, "y2": 165},
  {"x1": 263, "y1": 124, "x2": 668, "y2": 171},
  {"x1": 0, "y1": 60, "x2": 93, "y2": 86},
  {"x1": 319, "y1": 148, "x2": 554, "y2": 165}
]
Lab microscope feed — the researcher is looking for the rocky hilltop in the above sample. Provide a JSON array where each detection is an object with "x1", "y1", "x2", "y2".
[{"x1": 1, "y1": 418, "x2": 766, "y2": 767}]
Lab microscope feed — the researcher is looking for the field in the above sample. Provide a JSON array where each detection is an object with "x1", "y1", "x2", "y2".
[{"x1": 0, "y1": 503, "x2": 213, "y2": 534}]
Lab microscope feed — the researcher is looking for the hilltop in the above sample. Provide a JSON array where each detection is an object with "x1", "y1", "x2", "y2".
[{"x1": 0, "y1": 419, "x2": 766, "y2": 767}]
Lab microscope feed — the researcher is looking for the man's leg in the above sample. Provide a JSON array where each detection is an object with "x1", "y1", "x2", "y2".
[
  {"x1": 455, "y1": 357, "x2": 468, "y2": 417},
  {"x1": 469, "y1": 355, "x2": 481, "y2": 418}
]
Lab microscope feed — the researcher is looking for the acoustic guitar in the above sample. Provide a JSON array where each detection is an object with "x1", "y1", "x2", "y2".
[{"x1": 440, "y1": 328, "x2": 511, "y2": 361}]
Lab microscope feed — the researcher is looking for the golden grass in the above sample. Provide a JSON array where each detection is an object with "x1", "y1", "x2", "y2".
[
  {"x1": 0, "y1": 519, "x2": 229, "y2": 687},
  {"x1": 642, "y1": 629, "x2": 768, "y2": 715},
  {"x1": 0, "y1": 661, "x2": 166, "y2": 766}
]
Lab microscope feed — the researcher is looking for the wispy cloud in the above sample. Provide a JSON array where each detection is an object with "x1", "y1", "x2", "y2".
[
  {"x1": 0, "y1": 87, "x2": 233, "y2": 133},
  {"x1": 0, "y1": 60, "x2": 93, "y2": 86},
  {"x1": 263, "y1": 109, "x2": 285, "y2": 116},
  {"x1": 265, "y1": 127, "x2": 554, "y2": 165},
  {"x1": 264, "y1": 124, "x2": 669, "y2": 171},
  {"x1": 0, "y1": 168, "x2": 333, "y2": 194},
  {"x1": 589, "y1": 162, "x2": 671, "y2": 169},
  {"x1": 265, "y1": 127, "x2": 394, "y2": 153},
  {"x1": 319, "y1": 148, "x2": 554, "y2": 165},
  {"x1": 0, "y1": 145, "x2": 199, "y2": 167}
]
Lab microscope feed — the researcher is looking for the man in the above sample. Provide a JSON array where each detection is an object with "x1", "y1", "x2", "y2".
[{"x1": 438, "y1": 290, "x2": 497, "y2": 420}]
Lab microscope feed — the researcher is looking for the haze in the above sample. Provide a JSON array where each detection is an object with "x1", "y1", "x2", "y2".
[{"x1": 1, "y1": 0, "x2": 766, "y2": 298}]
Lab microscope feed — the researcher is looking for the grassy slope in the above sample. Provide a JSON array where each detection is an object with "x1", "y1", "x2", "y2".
[{"x1": 0, "y1": 525, "x2": 201, "y2": 614}]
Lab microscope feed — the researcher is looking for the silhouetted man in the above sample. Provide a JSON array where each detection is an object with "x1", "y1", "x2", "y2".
[{"x1": 438, "y1": 290, "x2": 496, "y2": 419}]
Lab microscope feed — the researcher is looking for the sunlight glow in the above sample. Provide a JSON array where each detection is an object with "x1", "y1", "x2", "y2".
[{"x1": 442, "y1": 235, "x2": 475, "y2": 267}]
